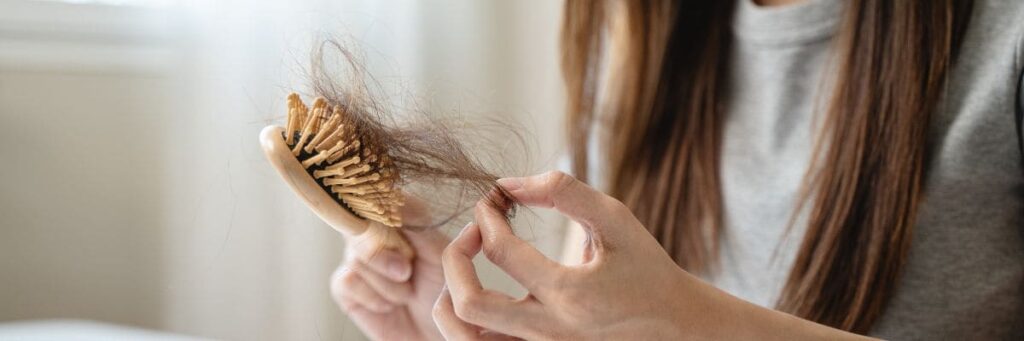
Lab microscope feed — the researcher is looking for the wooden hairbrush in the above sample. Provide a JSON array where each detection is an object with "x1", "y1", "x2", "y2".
[{"x1": 259, "y1": 93, "x2": 412, "y2": 257}]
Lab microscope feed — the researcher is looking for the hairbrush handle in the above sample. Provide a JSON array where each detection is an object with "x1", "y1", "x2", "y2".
[{"x1": 260, "y1": 125, "x2": 414, "y2": 258}]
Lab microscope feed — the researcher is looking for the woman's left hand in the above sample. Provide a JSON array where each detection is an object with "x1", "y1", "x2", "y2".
[{"x1": 430, "y1": 171, "x2": 744, "y2": 340}]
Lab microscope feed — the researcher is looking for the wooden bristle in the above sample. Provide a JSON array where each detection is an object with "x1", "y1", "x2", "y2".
[{"x1": 284, "y1": 93, "x2": 403, "y2": 227}]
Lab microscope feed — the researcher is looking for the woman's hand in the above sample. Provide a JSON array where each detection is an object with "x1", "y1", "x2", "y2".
[
  {"x1": 431, "y1": 171, "x2": 706, "y2": 339},
  {"x1": 432, "y1": 171, "x2": 874, "y2": 340},
  {"x1": 331, "y1": 199, "x2": 448, "y2": 341}
]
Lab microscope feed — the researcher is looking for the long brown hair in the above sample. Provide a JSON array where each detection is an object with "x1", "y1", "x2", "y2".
[{"x1": 562, "y1": 0, "x2": 973, "y2": 334}]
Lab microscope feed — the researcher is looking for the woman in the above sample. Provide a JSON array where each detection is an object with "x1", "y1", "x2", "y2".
[{"x1": 331, "y1": 0, "x2": 1024, "y2": 339}]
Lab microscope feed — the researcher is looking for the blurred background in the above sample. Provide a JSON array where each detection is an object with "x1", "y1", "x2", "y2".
[{"x1": 0, "y1": 0, "x2": 566, "y2": 339}]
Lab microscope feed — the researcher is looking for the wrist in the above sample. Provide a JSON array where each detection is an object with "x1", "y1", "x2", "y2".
[
  {"x1": 661, "y1": 269, "x2": 811, "y2": 340},
  {"x1": 660, "y1": 269, "x2": 735, "y2": 339},
  {"x1": 670, "y1": 274, "x2": 878, "y2": 341}
]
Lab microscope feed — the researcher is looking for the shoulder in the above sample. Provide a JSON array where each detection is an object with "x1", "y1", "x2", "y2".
[
  {"x1": 967, "y1": 0, "x2": 1024, "y2": 70},
  {"x1": 970, "y1": 0, "x2": 1024, "y2": 22},
  {"x1": 948, "y1": 0, "x2": 1024, "y2": 106},
  {"x1": 976, "y1": 1, "x2": 1024, "y2": 152},
  {"x1": 928, "y1": 1, "x2": 1024, "y2": 177}
]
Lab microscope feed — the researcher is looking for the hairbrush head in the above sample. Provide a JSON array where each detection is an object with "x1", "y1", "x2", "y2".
[{"x1": 260, "y1": 93, "x2": 410, "y2": 255}]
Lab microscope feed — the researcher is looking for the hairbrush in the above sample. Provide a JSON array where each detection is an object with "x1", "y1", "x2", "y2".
[{"x1": 259, "y1": 93, "x2": 412, "y2": 257}]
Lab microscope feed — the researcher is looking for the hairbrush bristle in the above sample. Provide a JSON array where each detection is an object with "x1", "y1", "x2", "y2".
[{"x1": 284, "y1": 93, "x2": 403, "y2": 227}]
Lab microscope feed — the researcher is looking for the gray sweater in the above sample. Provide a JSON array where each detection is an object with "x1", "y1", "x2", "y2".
[{"x1": 704, "y1": 0, "x2": 1024, "y2": 339}]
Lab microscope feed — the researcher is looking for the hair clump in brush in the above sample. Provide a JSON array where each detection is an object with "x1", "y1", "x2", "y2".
[
  {"x1": 289, "y1": 41, "x2": 520, "y2": 229},
  {"x1": 285, "y1": 94, "x2": 405, "y2": 227}
]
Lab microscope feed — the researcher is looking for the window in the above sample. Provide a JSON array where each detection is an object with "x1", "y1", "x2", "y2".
[{"x1": 0, "y1": 0, "x2": 181, "y2": 73}]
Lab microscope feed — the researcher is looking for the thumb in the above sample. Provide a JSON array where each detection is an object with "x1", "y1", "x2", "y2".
[
  {"x1": 348, "y1": 231, "x2": 414, "y2": 281},
  {"x1": 496, "y1": 171, "x2": 632, "y2": 246}
]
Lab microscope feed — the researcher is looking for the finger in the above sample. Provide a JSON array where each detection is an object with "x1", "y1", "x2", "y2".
[
  {"x1": 331, "y1": 267, "x2": 394, "y2": 313},
  {"x1": 441, "y1": 223, "x2": 485, "y2": 294},
  {"x1": 497, "y1": 170, "x2": 629, "y2": 242},
  {"x1": 349, "y1": 244, "x2": 412, "y2": 282},
  {"x1": 330, "y1": 266, "x2": 362, "y2": 311},
  {"x1": 474, "y1": 201, "x2": 560, "y2": 293},
  {"x1": 433, "y1": 289, "x2": 521, "y2": 341},
  {"x1": 345, "y1": 305, "x2": 422, "y2": 341},
  {"x1": 350, "y1": 260, "x2": 414, "y2": 305},
  {"x1": 332, "y1": 289, "x2": 361, "y2": 312},
  {"x1": 433, "y1": 286, "x2": 482, "y2": 340},
  {"x1": 478, "y1": 331, "x2": 522, "y2": 341},
  {"x1": 442, "y1": 223, "x2": 547, "y2": 337}
]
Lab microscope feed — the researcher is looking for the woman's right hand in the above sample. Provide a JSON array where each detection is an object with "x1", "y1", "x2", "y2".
[{"x1": 330, "y1": 200, "x2": 449, "y2": 341}]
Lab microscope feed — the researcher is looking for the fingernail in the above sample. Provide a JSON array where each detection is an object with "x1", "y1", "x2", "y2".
[
  {"x1": 497, "y1": 177, "x2": 523, "y2": 190},
  {"x1": 387, "y1": 259, "x2": 410, "y2": 281}
]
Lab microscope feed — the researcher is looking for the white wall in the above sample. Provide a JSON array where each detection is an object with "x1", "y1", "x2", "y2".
[{"x1": 0, "y1": 0, "x2": 566, "y2": 340}]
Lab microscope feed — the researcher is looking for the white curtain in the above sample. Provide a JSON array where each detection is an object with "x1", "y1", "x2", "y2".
[{"x1": 0, "y1": 0, "x2": 565, "y2": 340}]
